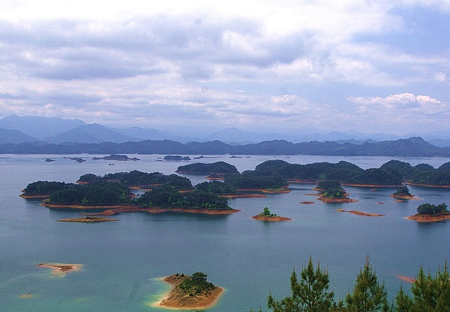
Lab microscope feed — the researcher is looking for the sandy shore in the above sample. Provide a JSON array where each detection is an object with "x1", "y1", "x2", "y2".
[
  {"x1": 396, "y1": 275, "x2": 415, "y2": 283},
  {"x1": 390, "y1": 194, "x2": 418, "y2": 200},
  {"x1": 153, "y1": 275, "x2": 224, "y2": 310},
  {"x1": 336, "y1": 209, "x2": 384, "y2": 217},
  {"x1": 20, "y1": 194, "x2": 50, "y2": 199},
  {"x1": 251, "y1": 215, "x2": 292, "y2": 222},
  {"x1": 36, "y1": 263, "x2": 82, "y2": 276},
  {"x1": 319, "y1": 197, "x2": 358, "y2": 203},
  {"x1": 57, "y1": 216, "x2": 118, "y2": 222},
  {"x1": 406, "y1": 182, "x2": 450, "y2": 188},
  {"x1": 406, "y1": 214, "x2": 450, "y2": 223}
]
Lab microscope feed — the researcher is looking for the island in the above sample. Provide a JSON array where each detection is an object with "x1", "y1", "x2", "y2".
[
  {"x1": 336, "y1": 209, "x2": 384, "y2": 217},
  {"x1": 92, "y1": 154, "x2": 139, "y2": 161},
  {"x1": 164, "y1": 155, "x2": 191, "y2": 161},
  {"x1": 22, "y1": 171, "x2": 239, "y2": 216},
  {"x1": 20, "y1": 181, "x2": 77, "y2": 199},
  {"x1": 251, "y1": 207, "x2": 292, "y2": 222},
  {"x1": 36, "y1": 263, "x2": 82, "y2": 277},
  {"x1": 154, "y1": 272, "x2": 224, "y2": 310},
  {"x1": 315, "y1": 181, "x2": 358, "y2": 203},
  {"x1": 406, "y1": 203, "x2": 450, "y2": 222},
  {"x1": 391, "y1": 186, "x2": 417, "y2": 200},
  {"x1": 177, "y1": 161, "x2": 239, "y2": 176},
  {"x1": 57, "y1": 216, "x2": 118, "y2": 223}
]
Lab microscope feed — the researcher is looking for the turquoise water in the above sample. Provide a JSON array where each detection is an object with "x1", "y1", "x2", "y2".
[{"x1": 1, "y1": 154, "x2": 450, "y2": 311}]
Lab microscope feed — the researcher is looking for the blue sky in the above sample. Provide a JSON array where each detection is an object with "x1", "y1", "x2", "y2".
[{"x1": 0, "y1": 0, "x2": 449, "y2": 136}]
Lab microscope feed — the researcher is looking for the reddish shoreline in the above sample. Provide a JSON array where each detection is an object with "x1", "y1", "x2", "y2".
[
  {"x1": 154, "y1": 274, "x2": 224, "y2": 310},
  {"x1": 406, "y1": 214, "x2": 450, "y2": 223},
  {"x1": 20, "y1": 194, "x2": 50, "y2": 199},
  {"x1": 41, "y1": 202, "x2": 240, "y2": 216},
  {"x1": 236, "y1": 187, "x2": 291, "y2": 194},
  {"x1": 251, "y1": 215, "x2": 292, "y2": 222},
  {"x1": 390, "y1": 194, "x2": 418, "y2": 200},
  {"x1": 336, "y1": 209, "x2": 384, "y2": 217},
  {"x1": 221, "y1": 194, "x2": 267, "y2": 198},
  {"x1": 287, "y1": 180, "x2": 401, "y2": 188},
  {"x1": 318, "y1": 197, "x2": 358, "y2": 203},
  {"x1": 406, "y1": 182, "x2": 450, "y2": 189}
]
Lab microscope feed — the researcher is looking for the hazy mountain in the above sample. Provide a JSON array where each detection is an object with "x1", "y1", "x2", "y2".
[
  {"x1": 112, "y1": 127, "x2": 194, "y2": 143},
  {"x1": 0, "y1": 128, "x2": 40, "y2": 144},
  {"x1": 203, "y1": 127, "x2": 297, "y2": 144},
  {"x1": 1, "y1": 136, "x2": 448, "y2": 157},
  {"x1": 0, "y1": 114, "x2": 86, "y2": 139},
  {"x1": 45, "y1": 124, "x2": 138, "y2": 144}
]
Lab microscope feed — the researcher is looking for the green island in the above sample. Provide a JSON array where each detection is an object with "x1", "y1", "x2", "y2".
[
  {"x1": 250, "y1": 257, "x2": 450, "y2": 312},
  {"x1": 20, "y1": 181, "x2": 77, "y2": 199},
  {"x1": 21, "y1": 171, "x2": 239, "y2": 215},
  {"x1": 315, "y1": 181, "x2": 358, "y2": 203},
  {"x1": 391, "y1": 185, "x2": 416, "y2": 200},
  {"x1": 251, "y1": 207, "x2": 292, "y2": 222},
  {"x1": 407, "y1": 203, "x2": 450, "y2": 222},
  {"x1": 178, "y1": 159, "x2": 450, "y2": 189},
  {"x1": 154, "y1": 272, "x2": 224, "y2": 310}
]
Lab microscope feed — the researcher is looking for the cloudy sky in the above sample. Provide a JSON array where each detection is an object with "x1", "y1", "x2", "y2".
[{"x1": 1, "y1": 0, "x2": 450, "y2": 135}]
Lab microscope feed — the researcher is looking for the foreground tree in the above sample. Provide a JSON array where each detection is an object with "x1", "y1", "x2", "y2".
[
  {"x1": 345, "y1": 257, "x2": 389, "y2": 312},
  {"x1": 267, "y1": 257, "x2": 335, "y2": 312}
]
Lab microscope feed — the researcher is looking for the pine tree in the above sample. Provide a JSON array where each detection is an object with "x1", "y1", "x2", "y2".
[
  {"x1": 267, "y1": 257, "x2": 335, "y2": 312},
  {"x1": 345, "y1": 256, "x2": 389, "y2": 312}
]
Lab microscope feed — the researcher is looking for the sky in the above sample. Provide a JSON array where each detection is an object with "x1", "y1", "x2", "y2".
[{"x1": 1, "y1": 0, "x2": 450, "y2": 136}]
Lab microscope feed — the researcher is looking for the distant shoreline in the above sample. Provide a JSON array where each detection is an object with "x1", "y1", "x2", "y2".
[{"x1": 406, "y1": 214, "x2": 450, "y2": 223}]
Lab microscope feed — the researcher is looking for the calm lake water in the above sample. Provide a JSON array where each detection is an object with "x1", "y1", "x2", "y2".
[{"x1": 1, "y1": 154, "x2": 450, "y2": 311}]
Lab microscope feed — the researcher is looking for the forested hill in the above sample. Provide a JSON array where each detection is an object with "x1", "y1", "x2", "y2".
[{"x1": 1, "y1": 137, "x2": 449, "y2": 157}]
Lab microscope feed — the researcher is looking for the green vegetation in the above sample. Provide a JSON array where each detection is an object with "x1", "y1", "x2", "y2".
[
  {"x1": 251, "y1": 258, "x2": 450, "y2": 312},
  {"x1": 258, "y1": 207, "x2": 277, "y2": 217},
  {"x1": 49, "y1": 181, "x2": 129, "y2": 205},
  {"x1": 317, "y1": 181, "x2": 347, "y2": 199},
  {"x1": 195, "y1": 181, "x2": 237, "y2": 194},
  {"x1": 23, "y1": 181, "x2": 77, "y2": 195},
  {"x1": 178, "y1": 272, "x2": 216, "y2": 295},
  {"x1": 177, "y1": 161, "x2": 239, "y2": 175},
  {"x1": 416, "y1": 203, "x2": 449, "y2": 216},
  {"x1": 78, "y1": 170, "x2": 193, "y2": 190},
  {"x1": 25, "y1": 171, "x2": 230, "y2": 210},
  {"x1": 393, "y1": 186, "x2": 412, "y2": 197},
  {"x1": 225, "y1": 171, "x2": 287, "y2": 189}
]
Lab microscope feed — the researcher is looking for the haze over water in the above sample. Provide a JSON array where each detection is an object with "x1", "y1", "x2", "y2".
[{"x1": 1, "y1": 154, "x2": 450, "y2": 311}]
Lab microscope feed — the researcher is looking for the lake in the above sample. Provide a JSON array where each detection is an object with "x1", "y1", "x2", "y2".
[{"x1": 1, "y1": 154, "x2": 450, "y2": 311}]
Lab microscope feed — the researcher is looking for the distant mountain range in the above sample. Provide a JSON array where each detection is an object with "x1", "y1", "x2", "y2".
[
  {"x1": 1, "y1": 114, "x2": 450, "y2": 151},
  {"x1": 1, "y1": 136, "x2": 449, "y2": 157}
]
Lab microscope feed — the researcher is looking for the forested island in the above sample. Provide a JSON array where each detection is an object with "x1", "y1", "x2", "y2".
[
  {"x1": 391, "y1": 186, "x2": 416, "y2": 200},
  {"x1": 314, "y1": 181, "x2": 357, "y2": 203},
  {"x1": 21, "y1": 171, "x2": 238, "y2": 215},
  {"x1": 155, "y1": 272, "x2": 224, "y2": 310},
  {"x1": 180, "y1": 159, "x2": 450, "y2": 188},
  {"x1": 407, "y1": 203, "x2": 450, "y2": 222},
  {"x1": 177, "y1": 161, "x2": 239, "y2": 177}
]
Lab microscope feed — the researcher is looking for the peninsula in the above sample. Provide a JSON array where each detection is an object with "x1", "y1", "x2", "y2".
[{"x1": 154, "y1": 272, "x2": 224, "y2": 310}]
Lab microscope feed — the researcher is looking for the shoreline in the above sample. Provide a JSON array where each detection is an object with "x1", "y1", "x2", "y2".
[
  {"x1": 406, "y1": 182, "x2": 450, "y2": 189},
  {"x1": 152, "y1": 275, "x2": 224, "y2": 310},
  {"x1": 251, "y1": 215, "x2": 292, "y2": 222},
  {"x1": 41, "y1": 202, "x2": 240, "y2": 215},
  {"x1": 287, "y1": 180, "x2": 402, "y2": 188},
  {"x1": 337, "y1": 209, "x2": 385, "y2": 217},
  {"x1": 390, "y1": 194, "x2": 418, "y2": 200},
  {"x1": 57, "y1": 216, "x2": 118, "y2": 222},
  {"x1": 318, "y1": 197, "x2": 358, "y2": 203},
  {"x1": 405, "y1": 214, "x2": 450, "y2": 223}
]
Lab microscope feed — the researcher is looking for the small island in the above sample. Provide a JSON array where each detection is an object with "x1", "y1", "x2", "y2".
[
  {"x1": 315, "y1": 181, "x2": 358, "y2": 203},
  {"x1": 336, "y1": 209, "x2": 384, "y2": 217},
  {"x1": 93, "y1": 154, "x2": 139, "y2": 161},
  {"x1": 406, "y1": 203, "x2": 450, "y2": 222},
  {"x1": 154, "y1": 272, "x2": 224, "y2": 310},
  {"x1": 57, "y1": 216, "x2": 118, "y2": 223},
  {"x1": 164, "y1": 155, "x2": 191, "y2": 161},
  {"x1": 251, "y1": 207, "x2": 292, "y2": 222},
  {"x1": 36, "y1": 263, "x2": 82, "y2": 277},
  {"x1": 391, "y1": 186, "x2": 417, "y2": 200}
]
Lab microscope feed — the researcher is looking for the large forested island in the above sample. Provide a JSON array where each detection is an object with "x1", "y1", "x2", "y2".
[
  {"x1": 21, "y1": 171, "x2": 238, "y2": 215},
  {"x1": 314, "y1": 181, "x2": 358, "y2": 203},
  {"x1": 407, "y1": 203, "x2": 450, "y2": 222},
  {"x1": 183, "y1": 159, "x2": 450, "y2": 188}
]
